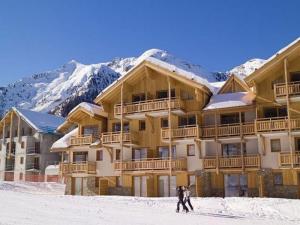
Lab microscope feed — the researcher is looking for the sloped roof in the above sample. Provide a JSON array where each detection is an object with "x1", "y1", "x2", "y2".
[
  {"x1": 203, "y1": 92, "x2": 255, "y2": 111},
  {"x1": 68, "y1": 102, "x2": 107, "y2": 117},
  {"x1": 13, "y1": 107, "x2": 65, "y2": 134},
  {"x1": 95, "y1": 57, "x2": 213, "y2": 102},
  {"x1": 51, "y1": 128, "x2": 78, "y2": 150}
]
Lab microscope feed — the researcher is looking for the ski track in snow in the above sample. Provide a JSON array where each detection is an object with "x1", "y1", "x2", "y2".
[{"x1": 0, "y1": 182, "x2": 299, "y2": 225}]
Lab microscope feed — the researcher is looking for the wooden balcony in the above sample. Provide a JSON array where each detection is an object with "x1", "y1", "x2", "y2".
[
  {"x1": 59, "y1": 161, "x2": 96, "y2": 175},
  {"x1": 274, "y1": 82, "x2": 300, "y2": 101},
  {"x1": 201, "y1": 122, "x2": 255, "y2": 138},
  {"x1": 101, "y1": 131, "x2": 138, "y2": 146},
  {"x1": 70, "y1": 135, "x2": 97, "y2": 146},
  {"x1": 161, "y1": 126, "x2": 199, "y2": 141},
  {"x1": 203, "y1": 155, "x2": 261, "y2": 170},
  {"x1": 114, "y1": 158, "x2": 187, "y2": 171},
  {"x1": 114, "y1": 98, "x2": 185, "y2": 119},
  {"x1": 279, "y1": 152, "x2": 300, "y2": 167},
  {"x1": 255, "y1": 117, "x2": 300, "y2": 132}
]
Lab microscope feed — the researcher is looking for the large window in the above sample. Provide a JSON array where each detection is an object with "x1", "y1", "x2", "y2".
[
  {"x1": 178, "y1": 115, "x2": 196, "y2": 127},
  {"x1": 220, "y1": 113, "x2": 244, "y2": 124},
  {"x1": 156, "y1": 89, "x2": 175, "y2": 99},
  {"x1": 158, "y1": 146, "x2": 176, "y2": 159},
  {"x1": 270, "y1": 139, "x2": 281, "y2": 152},
  {"x1": 112, "y1": 122, "x2": 129, "y2": 132},
  {"x1": 273, "y1": 173, "x2": 283, "y2": 185},
  {"x1": 73, "y1": 152, "x2": 88, "y2": 162},
  {"x1": 132, "y1": 93, "x2": 146, "y2": 102},
  {"x1": 222, "y1": 143, "x2": 246, "y2": 156},
  {"x1": 263, "y1": 107, "x2": 287, "y2": 118},
  {"x1": 132, "y1": 148, "x2": 147, "y2": 160},
  {"x1": 290, "y1": 72, "x2": 300, "y2": 82},
  {"x1": 139, "y1": 120, "x2": 146, "y2": 131},
  {"x1": 295, "y1": 137, "x2": 300, "y2": 151},
  {"x1": 83, "y1": 125, "x2": 99, "y2": 137},
  {"x1": 115, "y1": 149, "x2": 121, "y2": 161}
]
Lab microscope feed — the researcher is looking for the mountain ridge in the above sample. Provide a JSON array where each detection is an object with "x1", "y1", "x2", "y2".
[{"x1": 0, "y1": 49, "x2": 265, "y2": 117}]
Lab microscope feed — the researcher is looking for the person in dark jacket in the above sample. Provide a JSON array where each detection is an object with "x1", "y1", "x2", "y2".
[
  {"x1": 184, "y1": 186, "x2": 194, "y2": 211},
  {"x1": 176, "y1": 186, "x2": 189, "y2": 213}
]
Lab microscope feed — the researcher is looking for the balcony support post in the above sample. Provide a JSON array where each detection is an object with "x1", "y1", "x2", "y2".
[
  {"x1": 284, "y1": 58, "x2": 294, "y2": 168},
  {"x1": 168, "y1": 76, "x2": 172, "y2": 178},
  {"x1": 214, "y1": 112, "x2": 219, "y2": 174},
  {"x1": 239, "y1": 112, "x2": 245, "y2": 172},
  {"x1": 120, "y1": 82, "x2": 124, "y2": 185},
  {"x1": 8, "y1": 112, "x2": 13, "y2": 158},
  {"x1": 17, "y1": 113, "x2": 21, "y2": 143}
]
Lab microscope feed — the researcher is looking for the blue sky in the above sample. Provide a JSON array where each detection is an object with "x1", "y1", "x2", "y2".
[{"x1": 0, "y1": 0, "x2": 300, "y2": 85}]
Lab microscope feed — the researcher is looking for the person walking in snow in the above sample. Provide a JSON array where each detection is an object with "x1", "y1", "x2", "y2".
[
  {"x1": 176, "y1": 186, "x2": 189, "y2": 213},
  {"x1": 183, "y1": 186, "x2": 194, "y2": 211}
]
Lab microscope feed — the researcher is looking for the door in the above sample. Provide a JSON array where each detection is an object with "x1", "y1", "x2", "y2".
[
  {"x1": 224, "y1": 174, "x2": 248, "y2": 197},
  {"x1": 134, "y1": 176, "x2": 141, "y2": 197},
  {"x1": 141, "y1": 176, "x2": 147, "y2": 197},
  {"x1": 72, "y1": 177, "x2": 83, "y2": 195},
  {"x1": 159, "y1": 176, "x2": 169, "y2": 197},
  {"x1": 170, "y1": 176, "x2": 177, "y2": 197}
]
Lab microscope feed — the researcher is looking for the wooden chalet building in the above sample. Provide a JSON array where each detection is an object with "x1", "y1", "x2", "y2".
[{"x1": 52, "y1": 38, "x2": 300, "y2": 198}]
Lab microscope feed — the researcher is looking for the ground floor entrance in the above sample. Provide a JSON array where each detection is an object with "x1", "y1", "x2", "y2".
[
  {"x1": 133, "y1": 176, "x2": 147, "y2": 197},
  {"x1": 224, "y1": 174, "x2": 248, "y2": 197},
  {"x1": 71, "y1": 177, "x2": 87, "y2": 195},
  {"x1": 158, "y1": 175, "x2": 177, "y2": 197}
]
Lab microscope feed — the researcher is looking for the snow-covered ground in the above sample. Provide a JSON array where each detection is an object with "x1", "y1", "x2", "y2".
[{"x1": 0, "y1": 182, "x2": 300, "y2": 225}]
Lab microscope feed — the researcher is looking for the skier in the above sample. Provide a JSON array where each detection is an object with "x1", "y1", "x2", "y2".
[
  {"x1": 176, "y1": 186, "x2": 189, "y2": 213},
  {"x1": 184, "y1": 186, "x2": 194, "y2": 211}
]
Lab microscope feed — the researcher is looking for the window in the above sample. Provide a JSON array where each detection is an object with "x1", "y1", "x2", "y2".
[
  {"x1": 112, "y1": 122, "x2": 129, "y2": 132},
  {"x1": 139, "y1": 120, "x2": 146, "y2": 131},
  {"x1": 14, "y1": 129, "x2": 18, "y2": 137},
  {"x1": 116, "y1": 176, "x2": 122, "y2": 187},
  {"x1": 115, "y1": 149, "x2": 121, "y2": 161},
  {"x1": 19, "y1": 173, "x2": 23, "y2": 180},
  {"x1": 271, "y1": 139, "x2": 281, "y2": 152},
  {"x1": 95, "y1": 177, "x2": 99, "y2": 188},
  {"x1": 96, "y1": 150, "x2": 103, "y2": 161},
  {"x1": 273, "y1": 173, "x2": 283, "y2": 185},
  {"x1": 220, "y1": 113, "x2": 244, "y2": 124},
  {"x1": 6, "y1": 131, "x2": 10, "y2": 138},
  {"x1": 132, "y1": 148, "x2": 147, "y2": 160},
  {"x1": 156, "y1": 89, "x2": 175, "y2": 99},
  {"x1": 161, "y1": 118, "x2": 169, "y2": 128},
  {"x1": 35, "y1": 142, "x2": 40, "y2": 153},
  {"x1": 21, "y1": 142, "x2": 25, "y2": 149},
  {"x1": 187, "y1": 144, "x2": 195, "y2": 156},
  {"x1": 21, "y1": 128, "x2": 25, "y2": 136},
  {"x1": 158, "y1": 146, "x2": 176, "y2": 159},
  {"x1": 290, "y1": 72, "x2": 300, "y2": 82},
  {"x1": 73, "y1": 152, "x2": 88, "y2": 162},
  {"x1": 188, "y1": 175, "x2": 196, "y2": 186},
  {"x1": 264, "y1": 107, "x2": 287, "y2": 118},
  {"x1": 20, "y1": 157, "x2": 24, "y2": 164},
  {"x1": 222, "y1": 143, "x2": 246, "y2": 156},
  {"x1": 295, "y1": 137, "x2": 300, "y2": 151},
  {"x1": 132, "y1": 93, "x2": 145, "y2": 102},
  {"x1": 6, "y1": 142, "x2": 9, "y2": 150},
  {"x1": 83, "y1": 126, "x2": 99, "y2": 137},
  {"x1": 178, "y1": 115, "x2": 196, "y2": 127}
]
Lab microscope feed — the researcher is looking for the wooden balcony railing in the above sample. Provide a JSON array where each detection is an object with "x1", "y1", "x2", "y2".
[
  {"x1": 274, "y1": 82, "x2": 300, "y2": 98},
  {"x1": 70, "y1": 135, "x2": 97, "y2": 146},
  {"x1": 255, "y1": 117, "x2": 288, "y2": 132},
  {"x1": 203, "y1": 155, "x2": 260, "y2": 170},
  {"x1": 59, "y1": 161, "x2": 96, "y2": 175},
  {"x1": 279, "y1": 152, "x2": 300, "y2": 167},
  {"x1": 101, "y1": 131, "x2": 138, "y2": 145},
  {"x1": 114, "y1": 98, "x2": 184, "y2": 116},
  {"x1": 114, "y1": 157, "x2": 187, "y2": 171},
  {"x1": 201, "y1": 122, "x2": 255, "y2": 138},
  {"x1": 161, "y1": 126, "x2": 199, "y2": 140}
]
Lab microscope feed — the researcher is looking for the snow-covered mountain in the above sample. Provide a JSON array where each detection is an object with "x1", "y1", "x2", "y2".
[{"x1": 0, "y1": 50, "x2": 264, "y2": 117}]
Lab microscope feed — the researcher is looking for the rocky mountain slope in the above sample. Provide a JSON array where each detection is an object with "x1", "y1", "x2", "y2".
[{"x1": 0, "y1": 50, "x2": 265, "y2": 117}]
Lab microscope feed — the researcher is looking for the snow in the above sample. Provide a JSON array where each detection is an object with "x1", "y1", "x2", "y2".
[
  {"x1": 14, "y1": 107, "x2": 65, "y2": 134},
  {"x1": 229, "y1": 58, "x2": 266, "y2": 79},
  {"x1": 0, "y1": 181, "x2": 300, "y2": 225},
  {"x1": 51, "y1": 128, "x2": 78, "y2": 150},
  {"x1": 69, "y1": 102, "x2": 106, "y2": 117},
  {"x1": 203, "y1": 92, "x2": 255, "y2": 111}
]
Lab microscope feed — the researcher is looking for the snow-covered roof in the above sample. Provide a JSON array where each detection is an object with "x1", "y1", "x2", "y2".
[
  {"x1": 96, "y1": 49, "x2": 215, "y2": 101},
  {"x1": 51, "y1": 128, "x2": 78, "y2": 150},
  {"x1": 203, "y1": 92, "x2": 255, "y2": 111},
  {"x1": 13, "y1": 107, "x2": 65, "y2": 134},
  {"x1": 69, "y1": 102, "x2": 106, "y2": 117}
]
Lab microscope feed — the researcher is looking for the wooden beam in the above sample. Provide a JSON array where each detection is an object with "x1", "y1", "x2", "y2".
[
  {"x1": 120, "y1": 82, "x2": 124, "y2": 185},
  {"x1": 168, "y1": 76, "x2": 172, "y2": 179}
]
